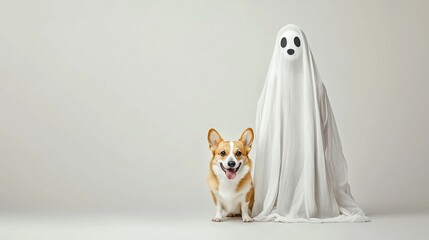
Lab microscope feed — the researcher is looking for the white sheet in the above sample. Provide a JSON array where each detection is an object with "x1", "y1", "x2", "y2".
[{"x1": 252, "y1": 24, "x2": 369, "y2": 223}]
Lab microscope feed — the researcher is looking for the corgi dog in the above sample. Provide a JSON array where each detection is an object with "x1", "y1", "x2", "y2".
[{"x1": 207, "y1": 128, "x2": 254, "y2": 222}]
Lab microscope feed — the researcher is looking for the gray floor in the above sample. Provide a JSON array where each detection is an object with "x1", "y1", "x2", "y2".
[{"x1": 0, "y1": 212, "x2": 428, "y2": 240}]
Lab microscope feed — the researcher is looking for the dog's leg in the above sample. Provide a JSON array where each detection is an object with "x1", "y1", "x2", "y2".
[
  {"x1": 240, "y1": 200, "x2": 253, "y2": 222},
  {"x1": 212, "y1": 202, "x2": 223, "y2": 222},
  {"x1": 211, "y1": 192, "x2": 223, "y2": 222}
]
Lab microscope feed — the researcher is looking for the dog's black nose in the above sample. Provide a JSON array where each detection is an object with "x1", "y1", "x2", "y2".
[
  {"x1": 228, "y1": 161, "x2": 236, "y2": 167},
  {"x1": 287, "y1": 49, "x2": 295, "y2": 55}
]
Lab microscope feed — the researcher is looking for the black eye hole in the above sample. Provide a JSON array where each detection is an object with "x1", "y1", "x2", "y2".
[
  {"x1": 235, "y1": 151, "x2": 242, "y2": 157},
  {"x1": 220, "y1": 150, "x2": 226, "y2": 157},
  {"x1": 294, "y1": 37, "x2": 301, "y2": 47},
  {"x1": 280, "y1": 37, "x2": 287, "y2": 48}
]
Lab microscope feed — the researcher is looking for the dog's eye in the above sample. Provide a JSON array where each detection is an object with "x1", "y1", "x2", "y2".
[
  {"x1": 280, "y1": 37, "x2": 287, "y2": 48},
  {"x1": 236, "y1": 151, "x2": 242, "y2": 157},
  {"x1": 220, "y1": 151, "x2": 226, "y2": 156},
  {"x1": 294, "y1": 37, "x2": 301, "y2": 47}
]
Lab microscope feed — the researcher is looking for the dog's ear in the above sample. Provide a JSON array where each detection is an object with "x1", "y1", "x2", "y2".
[
  {"x1": 239, "y1": 128, "x2": 254, "y2": 152},
  {"x1": 208, "y1": 128, "x2": 223, "y2": 152}
]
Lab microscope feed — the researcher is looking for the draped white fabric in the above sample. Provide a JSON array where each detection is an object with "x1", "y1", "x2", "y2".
[{"x1": 252, "y1": 24, "x2": 369, "y2": 223}]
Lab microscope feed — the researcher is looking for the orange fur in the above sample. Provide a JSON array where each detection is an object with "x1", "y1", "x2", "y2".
[
  {"x1": 207, "y1": 160, "x2": 219, "y2": 191},
  {"x1": 210, "y1": 191, "x2": 217, "y2": 205},
  {"x1": 246, "y1": 187, "x2": 254, "y2": 211}
]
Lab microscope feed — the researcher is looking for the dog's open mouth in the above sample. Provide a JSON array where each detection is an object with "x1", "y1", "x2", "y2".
[{"x1": 220, "y1": 162, "x2": 242, "y2": 180}]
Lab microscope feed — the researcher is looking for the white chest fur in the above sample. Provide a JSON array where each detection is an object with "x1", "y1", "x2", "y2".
[{"x1": 214, "y1": 165, "x2": 251, "y2": 214}]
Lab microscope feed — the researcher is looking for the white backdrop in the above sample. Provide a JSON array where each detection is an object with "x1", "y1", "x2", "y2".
[{"x1": 0, "y1": 0, "x2": 428, "y2": 216}]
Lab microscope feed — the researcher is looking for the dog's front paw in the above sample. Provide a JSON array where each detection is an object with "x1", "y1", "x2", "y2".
[
  {"x1": 212, "y1": 217, "x2": 223, "y2": 222},
  {"x1": 242, "y1": 216, "x2": 253, "y2": 222}
]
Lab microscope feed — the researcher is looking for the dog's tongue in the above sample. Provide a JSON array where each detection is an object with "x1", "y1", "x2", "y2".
[{"x1": 226, "y1": 169, "x2": 236, "y2": 180}]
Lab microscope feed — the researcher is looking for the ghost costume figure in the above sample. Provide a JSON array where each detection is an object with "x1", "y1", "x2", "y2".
[{"x1": 252, "y1": 24, "x2": 369, "y2": 222}]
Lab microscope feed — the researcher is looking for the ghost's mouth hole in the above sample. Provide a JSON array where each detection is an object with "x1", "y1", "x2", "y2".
[{"x1": 287, "y1": 49, "x2": 295, "y2": 55}]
